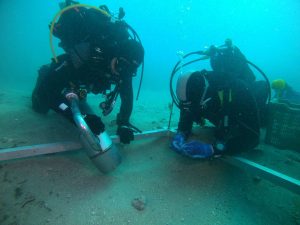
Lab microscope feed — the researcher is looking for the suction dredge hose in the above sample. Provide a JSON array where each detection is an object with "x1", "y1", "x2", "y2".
[{"x1": 66, "y1": 92, "x2": 121, "y2": 173}]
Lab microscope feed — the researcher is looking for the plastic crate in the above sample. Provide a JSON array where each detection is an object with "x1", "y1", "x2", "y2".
[{"x1": 265, "y1": 101, "x2": 300, "y2": 150}]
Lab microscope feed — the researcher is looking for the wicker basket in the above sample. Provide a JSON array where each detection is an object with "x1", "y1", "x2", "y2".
[{"x1": 265, "y1": 101, "x2": 300, "y2": 150}]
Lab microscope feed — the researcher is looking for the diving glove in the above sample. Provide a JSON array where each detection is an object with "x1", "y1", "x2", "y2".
[
  {"x1": 117, "y1": 123, "x2": 141, "y2": 144},
  {"x1": 170, "y1": 132, "x2": 185, "y2": 153},
  {"x1": 181, "y1": 141, "x2": 214, "y2": 159},
  {"x1": 170, "y1": 133, "x2": 214, "y2": 159}
]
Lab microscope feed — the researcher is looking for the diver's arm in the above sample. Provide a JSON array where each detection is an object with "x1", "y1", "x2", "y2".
[
  {"x1": 171, "y1": 103, "x2": 214, "y2": 159},
  {"x1": 117, "y1": 76, "x2": 133, "y2": 125},
  {"x1": 177, "y1": 104, "x2": 194, "y2": 138},
  {"x1": 46, "y1": 55, "x2": 74, "y2": 109},
  {"x1": 116, "y1": 76, "x2": 136, "y2": 144}
]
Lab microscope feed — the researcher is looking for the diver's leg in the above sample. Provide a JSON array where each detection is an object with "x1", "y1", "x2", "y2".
[
  {"x1": 224, "y1": 133, "x2": 259, "y2": 155},
  {"x1": 222, "y1": 79, "x2": 261, "y2": 154}
]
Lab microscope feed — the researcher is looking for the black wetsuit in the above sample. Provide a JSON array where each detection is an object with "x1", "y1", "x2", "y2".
[
  {"x1": 32, "y1": 7, "x2": 134, "y2": 135},
  {"x1": 177, "y1": 46, "x2": 268, "y2": 154},
  {"x1": 32, "y1": 53, "x2": 133, "y2": 135}
]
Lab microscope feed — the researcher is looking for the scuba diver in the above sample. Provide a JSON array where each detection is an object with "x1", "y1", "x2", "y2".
[
  {"x1": 271, "y1": 79, "x2": 300, "y2": 104},
  {"x1": 32, "y1": 2, "x2": 144, "y2": 147},
  {"x1": 170, "y1": 39, "x2": 269, "y2": 158}
]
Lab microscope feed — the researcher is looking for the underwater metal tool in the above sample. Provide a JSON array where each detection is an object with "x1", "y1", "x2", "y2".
[{"x1": 65, "y1": 91, "x2": 121, "y2": 173}]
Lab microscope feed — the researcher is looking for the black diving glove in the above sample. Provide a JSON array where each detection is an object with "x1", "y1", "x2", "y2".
[
  {"x1": 84, "y1": 114, "x2": 105, "y2": 135},
  {"x1": 117, "y1": 123, "x2": 142, "y2": 144},
  {"x1": 117, "y1": 125, "x2": 134, "y2": 144}
]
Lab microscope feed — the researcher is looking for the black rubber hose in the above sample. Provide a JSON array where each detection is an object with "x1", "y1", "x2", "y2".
[
  {"x1": 247, "y1": 60, "x2": 271, "y2": 104},
  {"x1": 170, "y1": 53, "x2": 208, "y2": 108},
  {"x1": 124, "y1": 22, "x2": 145, "y2": 101}
]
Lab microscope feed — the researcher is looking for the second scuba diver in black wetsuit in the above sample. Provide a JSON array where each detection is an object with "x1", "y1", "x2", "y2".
[{"x1": 171, "y1": 39, "x2": 269, "y2": 158}]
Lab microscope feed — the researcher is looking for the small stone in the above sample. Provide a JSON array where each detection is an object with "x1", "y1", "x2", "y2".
[{"x1": 131, "y1": 196, "x2": 146, "y2": 211}]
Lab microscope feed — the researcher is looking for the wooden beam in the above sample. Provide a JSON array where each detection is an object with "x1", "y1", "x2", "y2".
[
  {"x1": 0, "y1": 129, "x2": 172, "y2": 161},
  {"x1": 222, "y1": 156, "x2": 300, "y2": 195},
  {"x1": 0, "y1": 142, "x2": 82, "y2": 161}
]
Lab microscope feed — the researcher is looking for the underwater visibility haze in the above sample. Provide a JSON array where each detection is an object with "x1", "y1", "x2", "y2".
[
  {"x1": 0, "y1": 1, "x2": 300, "y2": 225},
  {"x1": 0, "y1": 0, "x2": 300, "y2": 92}
]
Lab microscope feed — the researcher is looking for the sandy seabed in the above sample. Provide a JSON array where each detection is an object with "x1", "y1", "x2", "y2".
[{"x1": 0, "y1": 88, "x2": 300, "y2": 225}]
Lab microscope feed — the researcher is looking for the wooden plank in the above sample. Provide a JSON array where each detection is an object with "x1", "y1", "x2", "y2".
[
  {"x1": 0, "y1": 142, "x2": 82, "y2": 161},
  {"x1": 223, "y1": 156, "x2": 300, "y2": 195},
  {"x1": 110, "y1": 128, "x2": 173, "y2": 142},
  {"x1": 0, "y1": 129, "x2": 172, "y2": 161}
]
